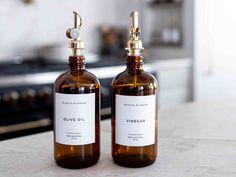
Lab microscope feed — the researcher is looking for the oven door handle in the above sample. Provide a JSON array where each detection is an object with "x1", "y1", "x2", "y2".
[{"x1": 0, "y1": 118, "x2": 51, "y2": 134}]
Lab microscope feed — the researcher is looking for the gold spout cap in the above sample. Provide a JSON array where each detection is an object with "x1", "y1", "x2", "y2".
[
  {"x1": 66, "y1": 11, "x2": 84, "y2": 56},
  {"x1": 126, "y1": 11, "x2": 143, "y2": 55},
  {"x1": 130, "y1": 11, "x2": 139, "y2": 33}
]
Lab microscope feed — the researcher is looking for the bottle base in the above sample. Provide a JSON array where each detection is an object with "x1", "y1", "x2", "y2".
[
  {"x1": 113, "y1": 154, "x2": 156, "y2": 168},
  {"x1": 55, "y1": 155, "x2": 99, "y2": 169}
]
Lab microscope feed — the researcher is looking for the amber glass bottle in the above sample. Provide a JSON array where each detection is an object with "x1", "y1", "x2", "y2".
[
  {"x1": 111, "y1": 11, "x2": 158, "y2": 167},
  {"x1": 54, "y1": 12, "x2": 100, "y2": 169}
]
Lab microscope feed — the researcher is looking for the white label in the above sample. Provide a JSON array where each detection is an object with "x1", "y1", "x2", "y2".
[
  {"x1": 55, "y1": 93, "x2": 95, "y2": 145},
  {"x1": 116, "y1": 94, "x2": 156, "y2": 146}
]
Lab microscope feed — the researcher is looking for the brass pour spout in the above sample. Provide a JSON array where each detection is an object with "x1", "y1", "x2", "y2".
[
  {"x1": 126, "y1": 11, "x2": 144, "y2": 56},
  {"x1": 66, "y1": 11, "x2": 84, "y2": 57}
]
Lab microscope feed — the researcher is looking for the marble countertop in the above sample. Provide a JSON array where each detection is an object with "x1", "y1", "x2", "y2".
[{"x1": 0, "y1": 97, "x2": 236, "y2": 177}]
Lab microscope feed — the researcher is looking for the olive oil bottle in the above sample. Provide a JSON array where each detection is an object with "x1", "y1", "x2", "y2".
[
  {"x1": 111, "y1": 11, "x2": 158, "y2": 167},
  {"x1": 54, "y1": 11, "x2": 100, "y2": 169}
]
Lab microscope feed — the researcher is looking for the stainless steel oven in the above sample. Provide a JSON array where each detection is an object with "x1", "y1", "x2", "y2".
[
  {"x1": 0, "y1": 59, "x2": 156, "y2": 140},
  {"x1": 0, "y1": 61, "x2": 115, "y2": 140}
]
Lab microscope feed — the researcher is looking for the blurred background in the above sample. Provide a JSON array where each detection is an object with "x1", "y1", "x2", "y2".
[{"x1": 0, "y1": 0, "x2": 235, "y2": 140}]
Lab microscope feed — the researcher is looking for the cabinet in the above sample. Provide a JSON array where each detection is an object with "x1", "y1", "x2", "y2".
[{"x1": 149, "y1": 58, "x2": 193, "y2": 109}]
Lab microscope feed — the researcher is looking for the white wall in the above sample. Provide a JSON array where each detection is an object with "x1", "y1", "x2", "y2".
[
  {"x1": 194, "y1": 0, "x2": 236, "y2": 100},
  {"x1": 0, "y1": 0, "x2": 193, "y2": 61},
  {"x1": 0, "y1": 0, "x2": 141, "y2": 60}
]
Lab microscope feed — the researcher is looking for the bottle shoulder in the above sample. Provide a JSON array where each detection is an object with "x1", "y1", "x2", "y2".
[
  {"x1": 54, "y1": 69, "x2": 100, "y2": 89},
  {"x1": 112, "y1": 69, "x2": 158, "y2": 88}
]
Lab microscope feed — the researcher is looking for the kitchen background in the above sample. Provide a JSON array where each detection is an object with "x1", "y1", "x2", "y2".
[{"x1": 0, "y1": 0, "x2": 235, "y2": 140}]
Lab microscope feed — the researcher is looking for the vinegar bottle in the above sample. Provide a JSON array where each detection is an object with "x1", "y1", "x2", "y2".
[
  {"x1": 111, "y1": 11, "x2": 158, "y2": 167},
  {"x1": 54, "y1": 11, "x2": 100, "y2": 169}
]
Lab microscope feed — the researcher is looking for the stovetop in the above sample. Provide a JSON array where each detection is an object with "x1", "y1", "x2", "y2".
[{"x1": 0, "y1": 56, "x2": 126, "y2": 76}]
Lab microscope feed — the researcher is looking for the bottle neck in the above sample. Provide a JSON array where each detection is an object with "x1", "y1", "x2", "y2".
[
  {"x1": 126, "y1": 55, "x2": 143, "y2": 72},
  {"x1": 68, "y1": 56, "x2": 85, "y2": 70}
]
